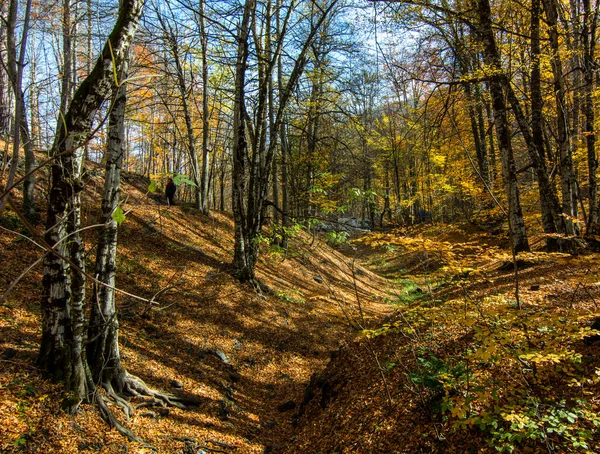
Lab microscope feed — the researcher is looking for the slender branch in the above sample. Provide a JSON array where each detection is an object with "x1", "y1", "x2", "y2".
[{"x1": 3, "y1": 198, "x2": 166, "y2": 307}]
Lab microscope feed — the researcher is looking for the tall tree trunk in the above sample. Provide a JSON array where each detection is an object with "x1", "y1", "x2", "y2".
[
  {"x1": 476, "y1": 0, "x2": 530, "y2": 252},
  {"x1": 280, "y1": 121, "x2": 290, "y2": 244},
  {"x1": 530, "y1": 0, "x2": 561, "y2": 245},
  {"x1": 1, "y1": 0, "x2": 35, "y2": 219},
  {"x1": 483, "y1": 90, "x2": 497, "y2": 182},
  {"x1": 567, "y1": 0, "x2": 583, "y2": 187},
  {"x1": 72, "y1": 0, "x2": 80, "y2": 95},
  {"x1": 85, "y1": 61, "x2": 190, "y2": 437},
  {"x1": 199, "y1": 0, "x2": 210, "y2": 215},
  {"x1": 582, "y1": 0, "x2": 599, "y2": 235},
  {"x1": 232, "y1": 0, "x2": 255, "y2": 282},
  {"x1": 268, "y1": 0, "x2": 280, "y2": 229},
  {"x1": 362, "y1": 137, "x2": 375, "y2": 228},
  {"x1": 61, "y1": 0, "x2": 73, "y2": 115},
  {"x1": 543, "y1": 0, "x2": 578, "y2": 235},
  {"x1": 84, "y1": 0, "x2": 94, "y2": 160},
  {"x1": 220, "y1": 157, "x2": 226, "y2": 212},
  {"x1": 28, "y1": 26, "x2": 40, "y2": 150},
  {"x1": 469, "y1": 101, "x2": 489, "y2": 184},
  {"x1": 277, "y1": 0, "x2": 290, "y2": 247},
  {"x1": 474, "y1": 89, "x2": 489, "y2": 182},
  {"x1": 209, "y1": 147, "x2": 217, "y2": 209},
  {"x1": 0, "y1": 0, "x2": 10, "y2": 137},
  {"x1": 87, "y1": 71, "x2": 128, "y2": 389},
  {"x1": 454, "y1": 25, "x2": 490, "y2": 186},
  {"x1": 39, "y1": 0, "x2": 145, "y2": 411},
  {"x1": 173, "y1": 41, "x2": 201, "y2": 209}
]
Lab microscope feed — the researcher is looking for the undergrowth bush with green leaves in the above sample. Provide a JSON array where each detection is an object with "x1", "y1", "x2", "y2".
[
  {"x1": 393, "y1": 278, "x2": 427, "y2": 305},
  {"x1": 0, "y1": 211, "x2": 30, "y2": 236},
  {"x1": 324, "y1": 230, "x2": 350, "y2": 247},
  {"x1": 362, "y1": 291, "x2": 600, "y2": 453}
]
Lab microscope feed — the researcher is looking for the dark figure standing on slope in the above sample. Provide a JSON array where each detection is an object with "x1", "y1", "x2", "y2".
[{"x1": 165, "y1": 178, "x2": 176, "y2": 206}]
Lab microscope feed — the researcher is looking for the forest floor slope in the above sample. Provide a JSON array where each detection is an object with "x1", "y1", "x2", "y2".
[
  {"x1": 283, "y1": 224, "x2": 600, "y2": 453},
  {"x1": 0, "y1": 170, "x2": 393, "y2": 453}
]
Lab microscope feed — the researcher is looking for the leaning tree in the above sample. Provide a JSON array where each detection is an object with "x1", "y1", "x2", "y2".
[{"x1": 39, "y1": 0, "x2": 189, "y2": 440}]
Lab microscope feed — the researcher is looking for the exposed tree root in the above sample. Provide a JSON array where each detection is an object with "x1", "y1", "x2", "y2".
[
  {"x1": 119, "y1": 371, "x2": 194, "y2": 409},
  {"x1": 244, "y1": 276, "x2": 273, "y2": 297},
  {"x1": 91, "y1": 370, "x2": 197, "y2": 448},
  {"x1": 102, "y1": 381, "x2": 134, "y2": 419},
  {"x1": 173, "y1": 436, "x2": 232, "y2": 453},
  {"x1": 95, "y1": 392, "x2": 152, "y2": 448}
]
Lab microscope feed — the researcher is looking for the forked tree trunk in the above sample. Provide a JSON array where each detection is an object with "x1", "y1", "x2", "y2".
[
  {"x1": 232, "y1": 0, "x2": 339, "y2": 285},
  {"x1": 199, "y1": 0, "x2": 210, "y2": 215},
  {"x1": 85, "y1": 70, "x2": 175, "y2": 425},
  {"x1": 39, "y1": 0, "x2": 145, "y2": 411},
  {"x1": 232, "y1": 0, "x2": 255, "y2": 283}
]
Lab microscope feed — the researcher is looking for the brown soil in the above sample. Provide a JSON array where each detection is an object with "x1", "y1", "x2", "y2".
[{"x1": 0, "y1": 170, "x2": 393, "y2": 453}]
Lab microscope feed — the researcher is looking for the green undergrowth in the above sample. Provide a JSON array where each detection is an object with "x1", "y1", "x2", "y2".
[
  {"x1": 362, "y1": 290, "x2": 600, "y2": 452},
  {"x1": 390, "y1": 278, "x2": 428, "y2": 305},
  {"x1": 0, "y1": 210, "x2": 31, "y2": 237},
  {"x1": 357, "y1": 227, "x2": 600, "y2": 453}
]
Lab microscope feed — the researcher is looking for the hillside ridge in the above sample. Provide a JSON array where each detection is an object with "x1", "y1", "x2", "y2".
[
  {"x1": 283, "y1": 225, "x2": 600, "y2": 453},
  {"x1": 0, "y1": 169, "x2": 393, "y2": 453}
]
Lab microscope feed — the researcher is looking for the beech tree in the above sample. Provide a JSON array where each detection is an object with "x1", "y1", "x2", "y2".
[
  {"x1": 231, "y1": 0, "x2": 340, "y2": 286},
  {"x1": 198, "y1": 0, "x2": 211, "y2": 215},
  {"x1": 2, "y1": 0, "x2": 35, "y2": 219},
  {"x1": 38, "y1": 0, "x2": 149, "y2": 417},
  {"x1": 582, "y1": 0, "x2": 599, "y2": 235},
  {"x1": 542, "y1": 0, "x2": 578, "y2": 236},
  {"x1": 0, "y1": 1, "x2": 11, "y2": 137}
]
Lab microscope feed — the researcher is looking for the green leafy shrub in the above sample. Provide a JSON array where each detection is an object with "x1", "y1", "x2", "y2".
[{"x1": 324, "y1": 230, "x2": 350, "y2": 247}]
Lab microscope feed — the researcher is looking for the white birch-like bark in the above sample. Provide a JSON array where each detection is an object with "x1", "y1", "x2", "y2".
[
  {"x1": 39, "y1": 0, "x2": 146, "y2": 410},
  {"x1": 87, "y1": 70, "x2": 128, "y2": 390}
]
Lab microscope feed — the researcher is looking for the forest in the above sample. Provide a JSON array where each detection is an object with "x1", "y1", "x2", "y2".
[{"x1": 1, "y1": 0, "x2": 600, "y2": 452}]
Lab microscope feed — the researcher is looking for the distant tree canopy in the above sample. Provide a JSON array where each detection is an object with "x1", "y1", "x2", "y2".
[
  {"x1": 2, "y1": 0, "x2": 599, "y2": 245},
  {"x1": 6, "y1": 0, "x2": 600, "y2": 253}
]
